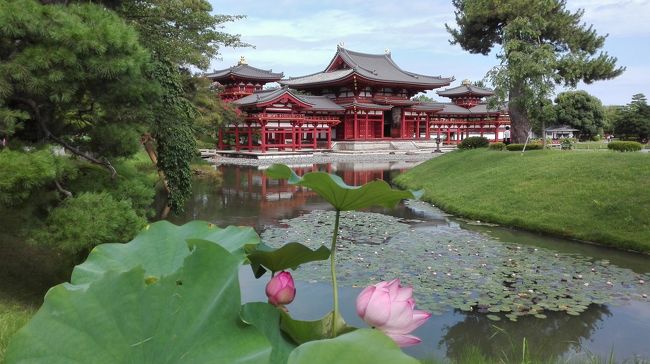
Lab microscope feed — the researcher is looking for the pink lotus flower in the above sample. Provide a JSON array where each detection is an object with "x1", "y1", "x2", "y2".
[
  {"x1": 356, "y1": 279, "x2": 431, "y2": 347},
  {"x1": 265, "y1": 271, "x2": 296, "y2": 306}
]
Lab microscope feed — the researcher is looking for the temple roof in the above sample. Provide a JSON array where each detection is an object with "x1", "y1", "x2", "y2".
[
  {"x1": 233, "y1": 88, "x2": 344, "y2": 112},
  {"x1": 437, "y1": 81, "x2": 495, "y2": 98},
  {"x1": 339, "y1": 100, "x2": 392, "y2": 110},
  {"x1": 437, "y1": 103, "x2": 504, "y2": 116},
  {"x1": 281, "y1": 47, "x2": 453, "y2": 88},
  {"x1": 411, "y1": 102, "x2": 445, "y2": 112},
  {"x1": 206, "y1": 59, "x2": 283, "y2": 82},
  {"x1": 545, "y1": 125, "x2": 580, "y2": 132}
]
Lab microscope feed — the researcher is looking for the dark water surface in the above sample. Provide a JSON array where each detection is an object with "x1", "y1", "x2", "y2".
[{"x1": 168, "y1": 162, "x2": 650, "y2": 362}]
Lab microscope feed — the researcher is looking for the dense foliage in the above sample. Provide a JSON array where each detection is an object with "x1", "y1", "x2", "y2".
[
  {"x1": 458, "y1": 136, "x2": 489, "y2": 149},
  {"x1": 607, "y1": 141, "x2": 643, "y2": 152},
  {"x1": 554, "y1": 91, "x2": 605, "y2": 138},
  {"x1": 613, "y1": 94, "x2": 650, "y2": 142},
  {"x1": 447, "y1": 0, "x2": 623, "y2": 142},
  {"x1": 0, "y1": 0, "x2": 243, "y2": 255},
  {"x1": 505, "y1": 143, "x2": 543, "y2": 151},
  {"x1": 487, "y1": 142, "x2": 506, "y2": 151}
]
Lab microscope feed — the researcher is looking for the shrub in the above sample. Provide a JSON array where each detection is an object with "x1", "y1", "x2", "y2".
[
  {"x1": 506, "y1": 143, "x2": 543, "y2": 151},
  {"x1": 488, "y1": 142, "x2": 506, "y2": 151},
  {"x1": 607, "y1": 141, "x2": 643, "y2": 152},
  {"x1": 31, "y1": 192, "x2": 147, "y2": 254},
  {"x1": 458, "y1": 136, "x2": 489, "y2": 149}
]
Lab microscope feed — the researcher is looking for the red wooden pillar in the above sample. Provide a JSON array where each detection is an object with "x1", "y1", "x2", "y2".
[
  {"x1": 400, "y1": 112, "x2": 406, "y2": 138},
  {"x1": 247, "y1": 122, "x2": 253, "y2": 151},
  {"x1": 234, "y1": 125, "x2": 240, "y2": 151},
  {"x1": 296, "y1": 123, "x2": 302, "y2": 150},
  {"x1": 353, "y1": 110, "x2": 358, "y2": 139},
  {"x1": 425, "y1": 114, "x2": 430, "y2": 139},
  {"x1": 327, "y1": 123, "x2": 332, "y2": 149},
  {"x1": 446, "y1": 127, "x2": 451, "y2": 144},
  {"x1": 495, "y1": 122, "x2": 500, "y2": 142},
  {"x1": 261, "y1": 122, "x2": 267, "y2": 153},
  {"x1": 365, "y1": 112, "x2": 369, "y2": 140},
  {"x1": 312, "y1": 123, "x2": 317, "y2": 149},
  {"x1": 480, "y1": 123, "x2": 484, "y2": 137},
  {"x1": 218, "y1": 127, "x2": 224, "y2": 150}
]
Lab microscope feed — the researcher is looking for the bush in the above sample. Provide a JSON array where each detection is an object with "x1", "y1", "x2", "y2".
[
  {"x1": 31, "y1": 192, "x2": 147, "y2": 254},
  {"x1": 488, "y1": 142, "x2": 506, "y2": 151},
  {"x1": 506, "y1": 143, "x2": 544, "y2": 151},
  {"x1": 607, "y1": 141, "x2": 643, "y2": 152},
  {"x1": 458, "y1": 136, "x2": 489, "y2": 149}
]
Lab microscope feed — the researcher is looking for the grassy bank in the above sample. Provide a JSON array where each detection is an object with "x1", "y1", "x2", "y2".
[
  {"x1": 395, "y1": 150, "x2": 650, "y2": 253},
  {"x1": 0, "y1": 296, "x2": 35, "y2": 363}
]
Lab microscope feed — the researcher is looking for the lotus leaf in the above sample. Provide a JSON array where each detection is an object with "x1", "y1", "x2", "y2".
[
  {"x1": 287, "y1": 329, "x2": 420, "y2": 364},
  {"x1": 247, "y1": 243, "x2": 331, "y2": 278},
  {"x1": 240, "y1": 302, "x2": 296, "y2": 364},
  {"x1": 72, "y1": 220, "x2": 260, "y2": 284},
  {"x1": 266, "y1": 164, "x2": 422, "y2": 211},
  {"x1": 6, "y1": 241, "x2": 271, "y2": 364}
]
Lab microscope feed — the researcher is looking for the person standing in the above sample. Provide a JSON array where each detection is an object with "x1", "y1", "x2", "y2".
[{"x1": 503, "y1": 126, "x2": 511, "y2": 145}]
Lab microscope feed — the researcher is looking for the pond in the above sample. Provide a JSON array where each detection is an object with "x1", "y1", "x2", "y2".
[{"x1": 167, "y1": 162, "x2": 650, "y2": 363}]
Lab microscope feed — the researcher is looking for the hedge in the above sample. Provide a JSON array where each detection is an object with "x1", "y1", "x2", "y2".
[
  {"x1": 607, "y1": 141, "x2": 642, "y2": 152},
  {"x1": 505, "y1": 143, "x2": 543, "y2": 151},
  {"x1": 458, "y1": 136, "x2": 490, "y2": 150}
]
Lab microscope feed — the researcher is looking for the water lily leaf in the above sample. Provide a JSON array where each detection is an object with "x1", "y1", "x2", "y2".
[
  {"x1": 287, "y1": 329, "x2": 420, "y2": 364},
  {"x1": 247, "y1": 242, "x2": 331, "y2": 278},
  {"x1": 279, "y1": 310, "x2": 355, "y2": 344},
  {"x1": 487, "y1": 314, "x2": 501, "y2": 321},
  {"x1": 266, "y1": 164, "x2": 421, "y2": 211},
  {"x1": 72, "y1": 220, "x2": 260, "y2": 284},
  {"x1": 241, "y1": 302, "x2": 297, "y2": 364},
  {"x1": 6, "y1": 240, "x2": 271, "y2": 364}
]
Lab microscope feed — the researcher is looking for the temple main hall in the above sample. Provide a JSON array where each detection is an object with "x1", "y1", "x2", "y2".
[{"x1": 207, "y1": 46, "x2": 510, "y2": 152}]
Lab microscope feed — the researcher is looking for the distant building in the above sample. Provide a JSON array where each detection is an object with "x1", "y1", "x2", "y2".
[{"x1": 207, "y1": 47, "x2": 510, "y2": 152}]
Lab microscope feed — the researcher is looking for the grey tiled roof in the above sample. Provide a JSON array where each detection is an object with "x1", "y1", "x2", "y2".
[
  {"x1": 281, "y1": 47, "x2": 453, "y2": 88},
  {"x1": 339, "y1": 101, "x2": 392, "y2": 110},
  {"x1": 545, "y1": 125, "x2": 579, "y2": 132},
  {"x1": 233, "y1": 88, "x2": 343, "y2": 111},
  {"x1": 437, "y1": 103, "x2": 504, "y2": 116},
  {"x1": 412, "y1": 102, "x2": 445, "y2": 111},
  {"x1": 437, "y1": 84, "x2": 494, "y2": 97},
  {"x1": 206, "y1": 64, "x2": 283, "y2": 82}
]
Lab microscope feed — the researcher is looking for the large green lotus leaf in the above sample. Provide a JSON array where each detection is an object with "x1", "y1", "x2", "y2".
[
  {"x1": 279, "y1": 310, "x2": 355, "y2": 344},
  {"x1": 266, "y1": 164, "x2": 422, "y2": 211},
  {"x1": 287, "y1": 329, "x2": 419, "y2": 364},
  {"x1": 241, "y1": 302, "x2": 296, "y2": 364},
  {"x1": 6, "y1": 240, "x2": 271, "y2": 364},
  {"x1": 247, "y1": 242, "x2": 331, "y2": 278},
  {"x1": 71, "y1": 220, "x2": 260, "y2": 284}
]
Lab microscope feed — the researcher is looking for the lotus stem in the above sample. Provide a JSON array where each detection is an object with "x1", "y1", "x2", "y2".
[{"x1": 330, "y1": 209, "x2": 341, "y2": 337}]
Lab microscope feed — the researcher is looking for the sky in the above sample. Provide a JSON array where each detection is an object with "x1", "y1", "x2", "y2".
[{"x1": 208, "y1": 0, "x2": 650, "y2": 105}]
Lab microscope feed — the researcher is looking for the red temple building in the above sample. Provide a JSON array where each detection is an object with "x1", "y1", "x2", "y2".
[{"x1": 208, "y1": 47, "x2": 510, "y2": 152}]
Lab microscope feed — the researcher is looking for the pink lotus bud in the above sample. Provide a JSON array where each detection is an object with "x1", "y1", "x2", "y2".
[
  {"x1": 265, "y1": 271, "x2": 296, "y2": 306},
  {"x1": 356, "y1": 279, "x2": 431, "y2": 347}
]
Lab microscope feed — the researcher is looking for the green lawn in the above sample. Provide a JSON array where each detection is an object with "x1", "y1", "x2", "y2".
[
  {"x1": 0, "y1": 296, "x2": 35, "y2": 363},
  {"x1": 395, "y1": 149, "x2": 650, "y2": 253}
]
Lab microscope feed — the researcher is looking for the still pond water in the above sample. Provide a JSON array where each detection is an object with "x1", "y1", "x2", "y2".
[{"x1": 168, "y1": 162, "x2": 650, "y2": 362}]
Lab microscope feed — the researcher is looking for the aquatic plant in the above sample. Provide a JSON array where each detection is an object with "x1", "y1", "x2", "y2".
[{"x1": 5, "y1": 164, "x2": 424, "y2": 363}]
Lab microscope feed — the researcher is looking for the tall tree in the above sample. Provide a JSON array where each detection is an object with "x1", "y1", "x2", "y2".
[
  {"x1": 447, "y1": 0, "x2": 624, "y2": 142},
  {"x1": 613, "y1": 94, "x2": 650, "y2": 142},
  {"x1": 98, "y1": 0, "x2": 246, "y2": 211},
  {"x1": 554, "y1": 90, "x2": 605, "y2": 138}
]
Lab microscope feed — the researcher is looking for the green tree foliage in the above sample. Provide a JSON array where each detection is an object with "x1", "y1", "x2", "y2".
[
  {"x1": 613, "y1": 94, "x2": 650, "y2": 142},
  {"x1": 411, "y1": 94, "x2": 435, "y2": 103},
  {"x1": 447, "y1": 0, "x2": 624, "y2": 142},
  {"x1": 98, "y1": 0, "x2": 246, "y2": 211},
  {"x1": 603, "y1": 105, "x2": 622, "y2": 134},
  {"x1": 554, "y1": 91, "x2": 605, "y2": 138}
]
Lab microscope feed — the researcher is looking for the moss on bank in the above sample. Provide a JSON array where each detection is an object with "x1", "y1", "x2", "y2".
[{"x1": 395, "y1": 150, "x2": 650, "y2": 253}]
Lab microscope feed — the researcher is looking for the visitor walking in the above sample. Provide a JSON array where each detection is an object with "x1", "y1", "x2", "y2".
[{"x1": 503, "y1": 126, "x2": 511, "y2": 145}]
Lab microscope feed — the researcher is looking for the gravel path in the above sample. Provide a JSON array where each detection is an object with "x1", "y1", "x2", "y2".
[{"x1": 208, "y1": 150, "x2": 451, "y2": 166}]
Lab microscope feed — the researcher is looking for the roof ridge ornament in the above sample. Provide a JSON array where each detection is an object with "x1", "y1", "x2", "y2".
[
  {"x1": 238, "y1": 56, "x2": 247, "y2": 65},
  {"x1": 384, "y1": 48, "x2": 390, "y2": 55},
  {"x1": 462, "y1": 79, "x2": 471, "y2": 86}
]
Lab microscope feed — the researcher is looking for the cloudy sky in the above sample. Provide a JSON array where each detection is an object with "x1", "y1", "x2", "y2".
[{"x1": 209, "y1": 0, "x2": 650, "y2": 105}]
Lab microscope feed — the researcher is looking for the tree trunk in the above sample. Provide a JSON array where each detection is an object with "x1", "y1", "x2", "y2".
[
  {"x1": 508, "y1": 83, "x2": 532, "y2": 143},
  {"x1": 141, "y1": 133, "x2": 170, "y2": 194}
]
